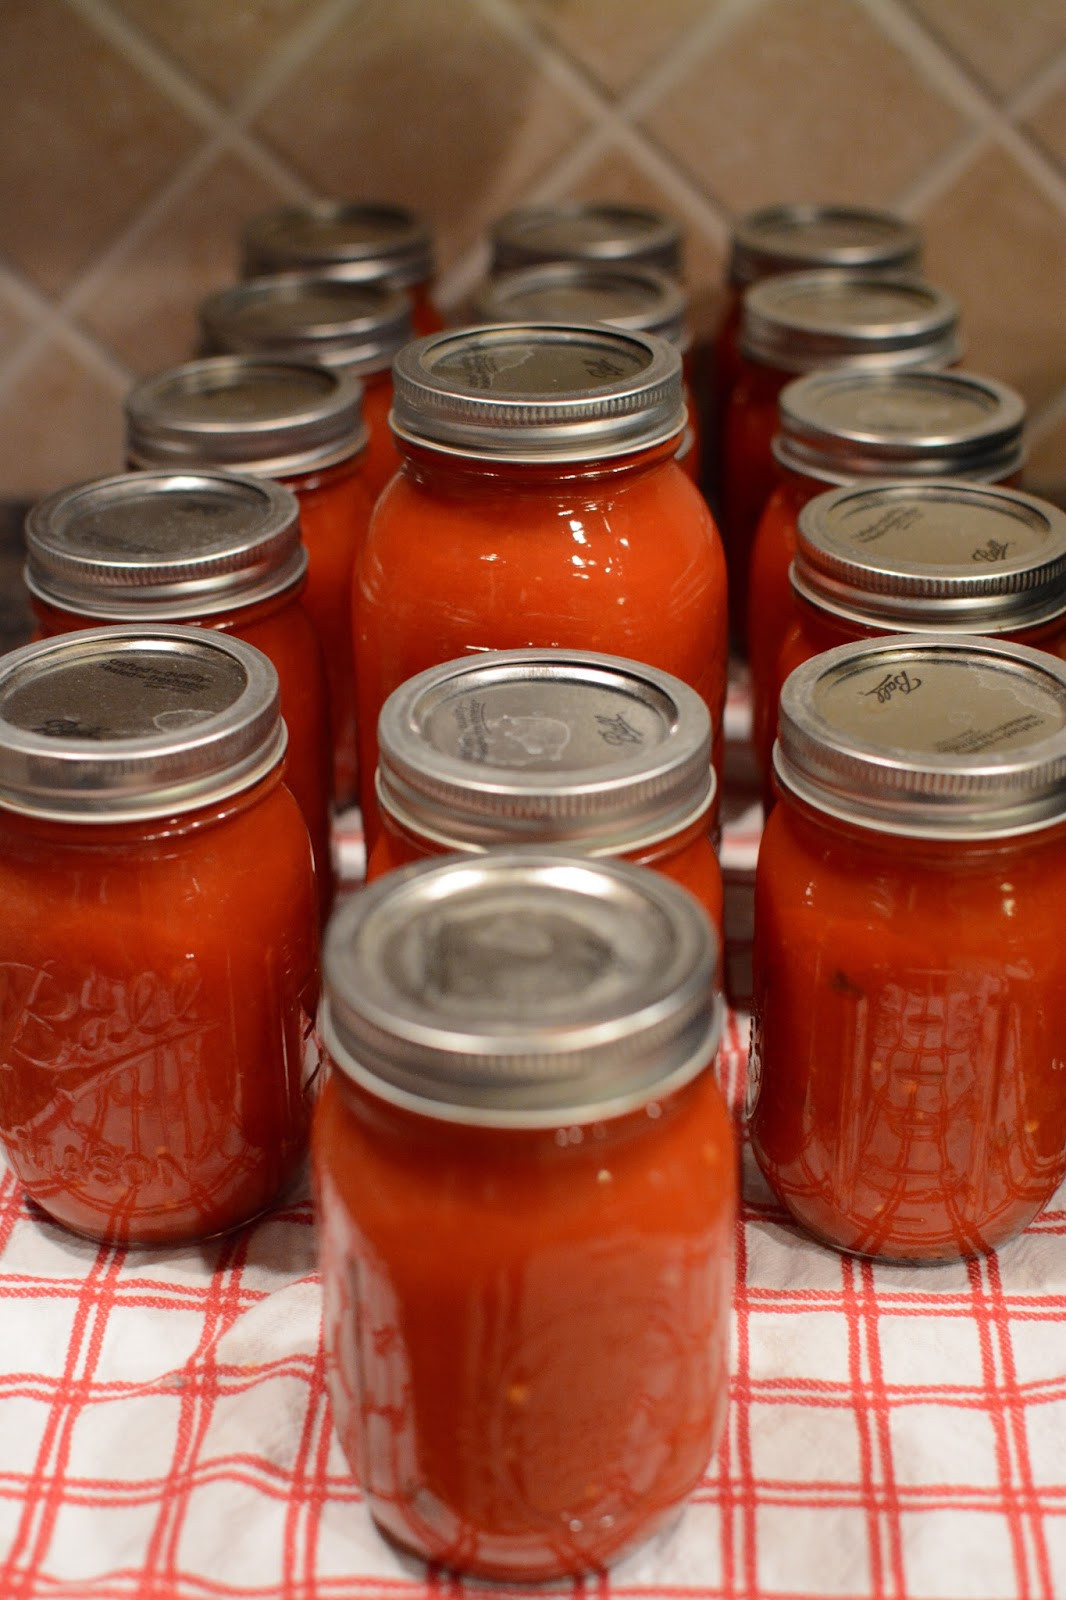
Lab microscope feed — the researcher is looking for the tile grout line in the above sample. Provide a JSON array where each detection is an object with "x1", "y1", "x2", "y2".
[
  {"x1": 866, "y1": 0, "x2": 1066, "y2": 217},
  {"x1": 0, "y1": 0, "x2": 364, "y2": 414},
  {"x1": 436, "y1": 0, "x2": 748, "y2": 309}
]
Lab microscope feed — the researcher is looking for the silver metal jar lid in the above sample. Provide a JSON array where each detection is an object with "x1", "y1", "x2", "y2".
[
  {"x1": 390, "y1": 324, "x2": 684, "y2": 462},
  {"x1": 793, "y1": 481, "x2": 1066, "y2": 634},
  {"x1": 775, "y1": 369, "x2": 1026, "y2": 484},
  {"x1": 490, "y1": 203, "x2": 682, "y2": 277},
  {"x1": 729, "y1": 204, "x2": 921, "y2": 288},
  {"x1": 25, "y1": 470, "x2": 305, "y2": 620},
  {"x1": 740, "y1": 272, "x2": 961, "y2": 374},
  {"x1": 376, "y1": 649, "x2": 714, "y2": 853},
  {"x1": 322, "y1": 852, "x2": 722, "y2": 1127},
  {"x1": 0, "y1": 625, "x2": 285, "y2": 823},
  {"x1": 125, "y1": 357, "x2": 367, "y2": 477},
  {"x1": 241, "y1": 201, "x2": 434, "y2": 290},
  {"x1": 475, "y1": 262, "x2": 689, "y2": 350},
  {"x1": 774, "y1": 634, "x2": 1066, "y2": 839},
  {"x1": 199, "y1": 273, "x2": 412, "y2": 378}
]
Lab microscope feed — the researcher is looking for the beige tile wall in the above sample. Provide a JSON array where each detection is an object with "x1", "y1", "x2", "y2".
[{"x1": 1, "y1": 0, "x2": 1064, "y2": 501}]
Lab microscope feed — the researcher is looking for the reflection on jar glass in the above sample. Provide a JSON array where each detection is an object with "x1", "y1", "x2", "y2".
[
  {"x1": 751, "y1": 634, "x2": 1066, "y2": 1262},
  {"x1": 0, "y1": 626, "x2": 320, "y2": 1245},
  {"x1": 315, "y1": 852, "x2": 734, "y2": 1579}
]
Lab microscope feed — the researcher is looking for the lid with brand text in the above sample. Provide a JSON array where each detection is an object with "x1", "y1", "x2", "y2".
[
  {"x1": 491, "y1": 203, "x2": 682, "y2": 276},
  {"x1": 729, "y1": 204, "x2": 921, "y2": 287},
  {"x1": 125, "y1": 357, "x2": 367, "y2": 476},
  {"x1": 322, "y1": 852, "x2": 721, "y2": 1126},
  {"x1": 775, "y1": 369, "x2": 1026, "y2": 483},
  {"x1": 200, "y1": 274, "x2": 412, "y2": 378},
  {"x1": 475, "y1": 262, "x2": 688, "y2": 349},
  {"x1": 241, "y1": 201, "x2": 433, "y2": 289},
  {"x1": 25, "y1": 470, "x2": 305, "y2": 619},
  {"x1": 740, "y1": 272, "x2": 961, "y2": 373},
  {"x1": 377, "y1": 649, "x2": 714, "y2": 852},
  {"x1": 0, "y1": 626, "x2": 284, "y2": 822},
  {"x1": 390, "y1": 324, "x2": 684, "y2": 461},
  {"x1": 793, "y1": 481, "x2": 1066, "y2": 633},
  {"x1": 775, "y1": 635, "x2": 1066, "y2": 838}
]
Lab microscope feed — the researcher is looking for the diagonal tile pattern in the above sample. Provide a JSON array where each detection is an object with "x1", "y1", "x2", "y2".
[
  {"x1": 904, "y1": 0, "x2": 1066, "y2": 101},
  {"x1": 513, "y1": 0, "x2": 712, "y2": 96},
  {"x1": 105, "y1": 0, "x2": 320, "y2": 107},
  {"x1": 921, "y1": 141, "x2": 1066, "y2": 411},
  {"x1": 253, "y1": 0, "x2": 592, "y2": 270},
  {"x1": 0, "y1": 0, "x2": 1063, "y2": 502},
  {"x1": 641, "y1": 0, "x2": 970, "y2": 211},
  {"x1": 76, "y1": 151, "x2": 289, "y2": 377},
  {"x1": 0, "y1": 0, "x2": 201, "y2": 300}
]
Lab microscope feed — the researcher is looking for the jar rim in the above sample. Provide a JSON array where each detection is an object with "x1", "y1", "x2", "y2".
[
  {"x1": 125, "y1": 356, "x2": 368, "y2": 475},
  {"x1": 390, "y1": 323, "x2": 685, "y2": 463},
  {"x1": 323, "y1": 852, "x2": 722, "y2": 1127},
  {"x1": 775, "y1": 633, "x2": 1066, "y2": 839},
  {"x1": 376, "y1": 648, "x2": 715, "y2": 852},
  {"x1": 0, "y1": 625, "x2": 285, "y2": 822},
  {"x1": 25, "y1": 469, "x2": 307, "y2": 616}
]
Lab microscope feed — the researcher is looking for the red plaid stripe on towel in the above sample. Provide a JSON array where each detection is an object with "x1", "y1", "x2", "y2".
[{"x1": 2, "y1": 1011, "x2": 1066, "y2": 1599}]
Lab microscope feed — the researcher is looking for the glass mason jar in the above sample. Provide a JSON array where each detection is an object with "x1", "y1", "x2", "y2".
[
  {"x1": 240, "y1": 199, "x2": 442, "y2": 335},
  {"x1": 714, "y1": 204, "x2": 921, "y2": 443},
  {"x1": 0, "y1": 626, "x2": 319, "y2": 1245},
  {"x1": 125, "y1": 356, "x2": 372, "y2": 809},
  {"x1": 723, "y1": 273, "x2": 960, "y2": 650},
  {"x1": 199, "y1": 273, "x2": 413, "y2": 500},
  {"x1": 748, "y1": 368, "x2": 1026, "y2": 759},
  {"x1": 25, "y1": 468, "x2": 335, "y2": 917},
  {"x1": 751, "y1": 634, "x2": 1066, "y2": 1262},
  {"x1": 757, "y1": 481, "x2": 1066, "y2": 796},
  {"x1": 476, "y1": 260, "x2": 702, "y2": 483},
  {"x1": 315, "y1": 852, "x2": 734, "y2": 1579},
  {"x1": 366, "y1": 648, "x2": 723, "y2": 936},
  {"x1": 489, "y1": 202, "x2": 682, "y2": 277},
  {"x1": 354, "y1": 323, "x2": 728, "y2": 848}
]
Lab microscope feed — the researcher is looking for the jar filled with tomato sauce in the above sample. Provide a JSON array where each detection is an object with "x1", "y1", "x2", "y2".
[
  {"x1": 724, "y1": 273, "x2": 960, "y2": 649},
  {"x1": 367, "y1": 648, "x2": 722, "y2": 935},
  {"x1": 199, "y1": 274, "x2": 413, "y2": 500},
  {"x1": 125, "y1": 356, "x2": 371, "y2": 808},
  {"x1": 354, "y1": 323, "x2": 728, "y2": 846},
  {"x1": 25, "y1": 469, "x2": 335, "y2": 916},
  {"x1": 241, "y1": 200, "x2": 441, "y2": 335},
  {"x1": 760, "y1": 481, "x2": 1066, "y2": 786},
  {"x1": 315, "y1": 851, "x2": 734, "y2": 1578},
  {"x1": 490, "y1": 202, "x2": 682, "y2": 277},
  {"x1": 751, "y1": 633, "x2": 1066, "y2": 1261},
  {"x1": 748, "y1": 368, "x2": 1026, "y2": 758},
  {"x1": 715, "y1": 204, "x2": 921, "y2": 440},
  {"x1": 0, "y1": 626, "x2": 319, "y2": 1245},
  {"x1": 476, "y1": 261, "x2": 702, "y2": 483}
]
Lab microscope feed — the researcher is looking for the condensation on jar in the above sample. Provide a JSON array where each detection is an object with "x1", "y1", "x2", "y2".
[
  {"x1": 748, "y1": 367, "x2": 1026, "y2": 756},
  {"x1": 199, "y1": 273, "x2": 413, "y2": 500},
  {"x1": 354, "y1": 322, "x2": 728, "y2": 849},
  {"x1": 314, "y1": 851, "x2": 734, "y2": 1579},
  {"x1": 750, "y1": 633, "x2": 1066, "y2": 1262},
  {"x1": 715, "y1": 203, "x2": 921, "y2": 435},
  {"x1": 240, "y1": 199, "x2": 441, "y2": 335},
  {"x1": 477, "y1": 260, "x2": 702, "y2": 483},
  {"x1": 723, "y1": 272, "x2": 961, "y2": 650},
  {"x1": 757, "y1": 480, "x2": 1066, "y2": 796},
  {"x1": 0, "y1": 626, "x2": 319, "y2": 1246},
  {"x1": 125, "y1": 356, "x2": 371, "y2": 808},
  {"x1": 489, "y1": 202, "x2": 682, "y2": 277},
  {"x1": 24, "y1": 468, "x2": 335, "y2": 917},
  {"x1": 367, "y1": 648, "x2": 722, "y2": 936}
]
